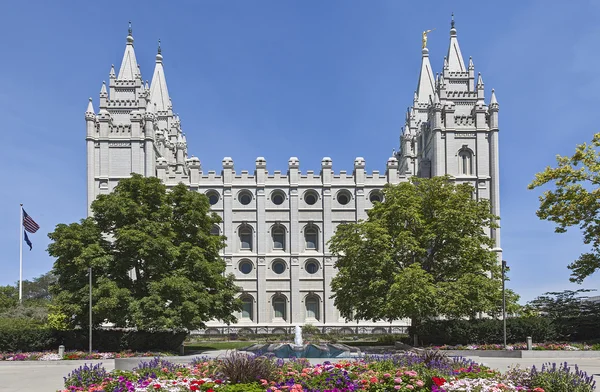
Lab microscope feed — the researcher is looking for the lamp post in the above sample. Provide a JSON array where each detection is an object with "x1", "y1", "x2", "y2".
[
  {"x1": 502, "y1": 260, "x2": 507, "y2": 349},
  {"x1": 89, "y1": 267, "x2": 92, "y2": 354}
]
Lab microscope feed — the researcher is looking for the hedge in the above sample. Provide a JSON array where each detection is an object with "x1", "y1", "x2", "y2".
[
  {"x1": 0, "y1": 318, "x2": 187, "y2": 352},
  {"x1": 410, "y1": 317, "x2": 558, "y2": 346}
]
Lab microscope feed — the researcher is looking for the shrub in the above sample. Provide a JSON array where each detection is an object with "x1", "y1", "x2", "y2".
[
  {"x1": 218, "y1": 351, "x2": 277, "y2": 384},
  {"x1": 530, "y1": 362, "x2": 596, "y2": 392},
  {"x1": 413, "y1": 317, "x2": 557, "y2": 346},
  {"x1": 63, "y1": 362, "x2": 110, "y2": 388},
  {"x1": 0, "y1": 324, "x2": 187, "y2": 352}
]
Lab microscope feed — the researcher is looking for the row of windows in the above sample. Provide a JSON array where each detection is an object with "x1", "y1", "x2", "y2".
[
  {"x1": 205, "y1": 189, "x2": 384, "y2": 206},
  {"x1": 240, "y1": 295, "x2": 321, "y2": 321},
  {"x1": 212, "y1": 224, "x2": 320, "y2": 252},
  {"x1": 238, "y1": 259, "x2": 320, "y2": 275}
]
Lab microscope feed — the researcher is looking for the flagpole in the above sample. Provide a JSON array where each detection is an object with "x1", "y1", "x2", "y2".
[{"x1": 19, "y1": 204, "x2": 23, "y2": 304}]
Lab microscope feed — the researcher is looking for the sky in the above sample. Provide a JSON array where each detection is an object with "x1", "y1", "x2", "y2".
[{"x1": 0, "y1": 0, "x2": 599, "y2": 303}]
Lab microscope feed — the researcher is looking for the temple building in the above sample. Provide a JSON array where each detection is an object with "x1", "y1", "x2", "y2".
[{"x1": 84, "y1": 19, "x2": 501, "y2": 334}]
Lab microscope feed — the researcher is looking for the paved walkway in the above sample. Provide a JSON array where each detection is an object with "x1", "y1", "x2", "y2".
[{"x1": 0, "y1": 353, "x2": 598, "y2": 391}]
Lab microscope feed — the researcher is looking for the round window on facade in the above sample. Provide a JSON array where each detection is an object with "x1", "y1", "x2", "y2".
[
  {"x1": 337, "y1": 190, "x2": 351, "y2": 205},
  {"x1": 239, "y1": 191, "x2": 252, "y2": 205},
  {"x1": 272, "y1": 260, "x2": 286, "y2": 274},
  {"x1": 369, "y1": 191, "x2": 383, "y2": 203},
  {"x1": 304, "y1": 190, "x2": 318, "y2": 205},
  {"x1": 305, "y1": 260, "x2": 319, "y2": 274},
  {"x1": 271, "y1": 191, "x2": 285, "y2": 205},
  {"x1": 206, "y1": 191, "x2": 220, "y2": 205},
  {"x1": 239, "y1": 260, "x2": 253, "y2": 274}
]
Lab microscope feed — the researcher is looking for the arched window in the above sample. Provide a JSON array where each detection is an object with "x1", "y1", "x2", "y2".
[
  {"x1": 305, "y1": 296, "x2": 320, "y2": 321},
  {"x1": 272, "y1": 296, "x2": 287, "y2": 320},
  {"x1": 241, "y1": 296, "x2": 253, "y2": 321},
  {"x1": 206, "y1": 190, "x2": 220, "y2": 205},
  {"x1": 304, "y1": 225, "x2": 319, "y2": 251},
  {"x1": 304, "y1": 190, "x2": 319, "y2": 206},
  {"x1": 271, "y1": 225, "x2": 286, "y2": 250},
  {"x1": 305, "y1": 259, "x2": 319, "y2": 274},
  {"x1": 210, "y1": 225, "x2": 220, "y2": 236},
  {"x1": 239, "y1": 225, "x2": 253, "y2": 251},
  {"x1": 458, "y1": 149, "x2": 473, "y2": 176}
]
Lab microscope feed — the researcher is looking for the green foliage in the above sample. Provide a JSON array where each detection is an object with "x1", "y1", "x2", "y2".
[
  {"x1": 219, "y1": 383, "x2": 266, "y2": 392},
  {"x1": 0, "y1": 285, "x2": 18, "y2": 313},
  {"x1": 301, "y1": 323, "x2": 320, "y2": 336},
  {"x1": 329, "y1": 177, "x2": 513, "y2": 330},
  {"x1": 530, "y1": 362, "x2": 596, "y2": 392},
  {"x1": 529, "y1": 132, "x2": 600, "y2": 282},
  {"x1": 0, "y1": 323, "x2": 187, "y2": 352},
  {"x1": 48, "y1": 174, "x2": 241, "y2": 330},
  {"x1": 527, "y1": 289, "x2": 600, "y2": 341},
  {"x1": 413, "y1": 317, "x2": 557, "y2": 346}
]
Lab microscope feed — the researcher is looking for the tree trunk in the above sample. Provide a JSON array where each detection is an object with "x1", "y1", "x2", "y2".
[{"x1": 411, "y1": 316, "x2": 420, "y2": 347}]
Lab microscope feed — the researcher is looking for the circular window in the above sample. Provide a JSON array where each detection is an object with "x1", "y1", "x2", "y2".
[
  {"x1": 369, "y1": 191, "x2": 383, "y2": 203},
  {"x1": 239, "y1": 260, "x2": 253, "y2": 274},
  {"x1": 337, "y1": 191, "x2": 351, "y2": 205},
  {"x1": 271, "y1": 191, "x2": 285, "y2": 205},
  {"x1": 305, "y1": 260, "x2": 319, "y2": 274},
  {"x1": 207, "y1": 191, "x2": 219, "y2": 205},
  {"x1": 239, "y1": 191, "x2": 252, "y2": 205},
  {"x1": 272, "y1": 260, "x2": 286, "y2": 274},
  {"x1": 304, "y1": 191, "x2": 318, "y2": 205}
]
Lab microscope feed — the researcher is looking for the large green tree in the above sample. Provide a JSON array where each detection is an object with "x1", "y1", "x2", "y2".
[
  {"x1": 529, "y1": 133, "x2": 600, "y2": 283},
  {"x1": 329, "y1": 177, "x2": 516, "y2": 340},
  {"x1": 48, "y1": 174, "x2": 241, "y2": 330}
]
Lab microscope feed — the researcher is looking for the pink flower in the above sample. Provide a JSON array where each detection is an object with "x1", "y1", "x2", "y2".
[
  {"x1": 394, "y1": 377, "x2": 403, "y2": 384},
  {"x1": 416, "y1": 380, "x2": 424, "y2": 387},
  {"x1": 406, "y1": 385, "x2": 414, "y2": 390}
]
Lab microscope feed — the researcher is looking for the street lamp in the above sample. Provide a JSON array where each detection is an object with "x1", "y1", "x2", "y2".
[
  {"x1": 89, "y1": 267, "x2": 92, "y2": 354},
  {"x1": 502, "y1": 260, "x2": 507, "y2": 349}
]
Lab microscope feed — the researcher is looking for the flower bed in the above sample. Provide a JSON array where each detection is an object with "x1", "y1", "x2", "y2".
[
  {"x1": 58, "y1": 352, "x2": 596, "y2": 392},
  {"x1": 433, "y1": 343, "x2": 600, "y2": 351},
  {"x1": 0, "y1": 350, "x2": 171, "y2": 361}
]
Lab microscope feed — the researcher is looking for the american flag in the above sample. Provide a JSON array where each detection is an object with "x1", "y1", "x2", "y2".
[{"x1": 22, "y1": 209, "x2": 40, "y2": 233}]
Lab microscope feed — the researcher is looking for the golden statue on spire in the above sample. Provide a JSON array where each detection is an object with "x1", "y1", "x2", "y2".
[{"x1": 422, "y1": 29, "x2": 435, "y2": 49}]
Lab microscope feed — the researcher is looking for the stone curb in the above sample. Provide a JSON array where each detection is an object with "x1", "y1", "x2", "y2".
[{"x1": 442, "y1": 350, "x2": 600, "y2": 358}]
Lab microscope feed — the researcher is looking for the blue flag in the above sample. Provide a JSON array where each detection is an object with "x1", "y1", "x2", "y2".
[{"x1": 24, "y1": 230, "x2": 32, "y2": 251}]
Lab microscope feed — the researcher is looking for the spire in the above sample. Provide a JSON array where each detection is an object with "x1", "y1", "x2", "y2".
[
  {"x1": 490, "y1": 89, "x2": 498, "y2": 105},
  {"x1": 86, "y1": 97, "x2": 94, "y2": 114},
  {"x1": 446, "y1": 14, "x2": 466, "y2": 72},
  {"x1": 415, "y1": 47, "x2": 435, "y2": 104},
  {"x1": 477, "y1": 73, "x2": 484, "y2": 88},
  {"x1": 149, "y1": 39, "x2": 171, "y2": 112},
  {"x1": 100, "y1": 81, "x2": 107, "y2": 95},
  {"x1": 117, "y1": 21, "x2": 139, "y2": 81},
  {"x1": 109, "y1": 64, "x2": 116, "y2": 79}
]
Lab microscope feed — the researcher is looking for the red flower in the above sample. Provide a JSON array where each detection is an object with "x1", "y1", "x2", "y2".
[
  {"x1": 432, "y1": 377, "x2": 446, "y2": 386},
  {"x1": 190, "y1": 386, "x2": 199, "y2": 391},
  {"x1": 207, "y1": 389, "x2": 214, "y2": 392}
]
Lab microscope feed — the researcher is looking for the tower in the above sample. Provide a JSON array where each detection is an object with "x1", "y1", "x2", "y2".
[
  {"x1": 86, "y1": 25, "x2": 193, "y2": 216},
  {"x1": 398, "y1": 16, "x2": 502, "y2": 258}
]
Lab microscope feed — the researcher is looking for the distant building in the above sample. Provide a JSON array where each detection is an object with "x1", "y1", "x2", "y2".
[{"x1": 84, "y1": 20, "x2": 501, "y2": 334}]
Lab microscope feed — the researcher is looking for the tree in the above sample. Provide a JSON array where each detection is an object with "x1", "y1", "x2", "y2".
[
  {"x1": 0, "y1": 286, "x2": 18, "y2": 313},
  {"x1": 528, "y1": 133, "x2": 600, "y2": 283},
  {"x1": 48, "y1": 174, "x2": 241, "y2": 330},
  {"x1": 329, "y1": 177, "x2": 517, "y2": 343},
  {"x1": 526, "y1": 289, "x2": 600, "y2": 340}
]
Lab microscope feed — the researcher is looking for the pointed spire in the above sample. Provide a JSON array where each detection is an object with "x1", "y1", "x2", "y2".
[
  {"x1": 447, "y1": 14, "x2": 466, "y2": 72},
  {"x1": 86, "y1": 97, "x2": 95, "y2": 114},
  {"x1": 100, "y1": 81, "x2": 107, "y2": 95},
  {"x1": 109, "y1": 64, "x2": 116, "y2": 79},
  {"x1": 149, "y1": 39, "x2": 171, "y2": 112},
  {"x1": 468, "y1": 56, "x2": 474, "y2": 69},
  {"x1": 490, "y1": 89, "x2": 498, "y2": 105},
  {"x1": 117, "y1": 22, "x2": 139, "y2": 80},
  {"x1": 415, "y1": 47, "x2": 435, "y2": 104},
  {"x1": 477, "y1": 73, "x2": 484, "y2": 88},
  {"x1": 145, "y1": 80, "x2": 150, "y2": 90}
]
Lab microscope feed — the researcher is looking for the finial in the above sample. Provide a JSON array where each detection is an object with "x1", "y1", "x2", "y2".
[
  {"x1": 451, "y1": 13, "x2": 455, "y2": 29},
  {"x1": 128, "y1": 21, "x2": 132, "y2": 35},
  {"x1": 158, "y1": 39, "x2": 161, "y2": 54}
]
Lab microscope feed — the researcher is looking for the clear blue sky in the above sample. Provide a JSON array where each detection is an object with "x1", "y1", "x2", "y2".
[{"x1": 1, "y1": 0, "x2": 599, "y2": 303}]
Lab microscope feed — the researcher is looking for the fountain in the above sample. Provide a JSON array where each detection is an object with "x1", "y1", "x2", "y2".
[{"x1": 244, "y1": 325, "x2": 361, "y2": 359}]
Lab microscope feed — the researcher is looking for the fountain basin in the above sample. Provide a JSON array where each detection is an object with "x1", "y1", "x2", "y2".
[{"x1": 244, "y1": 343, "x2": 361, "y2": 358}]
